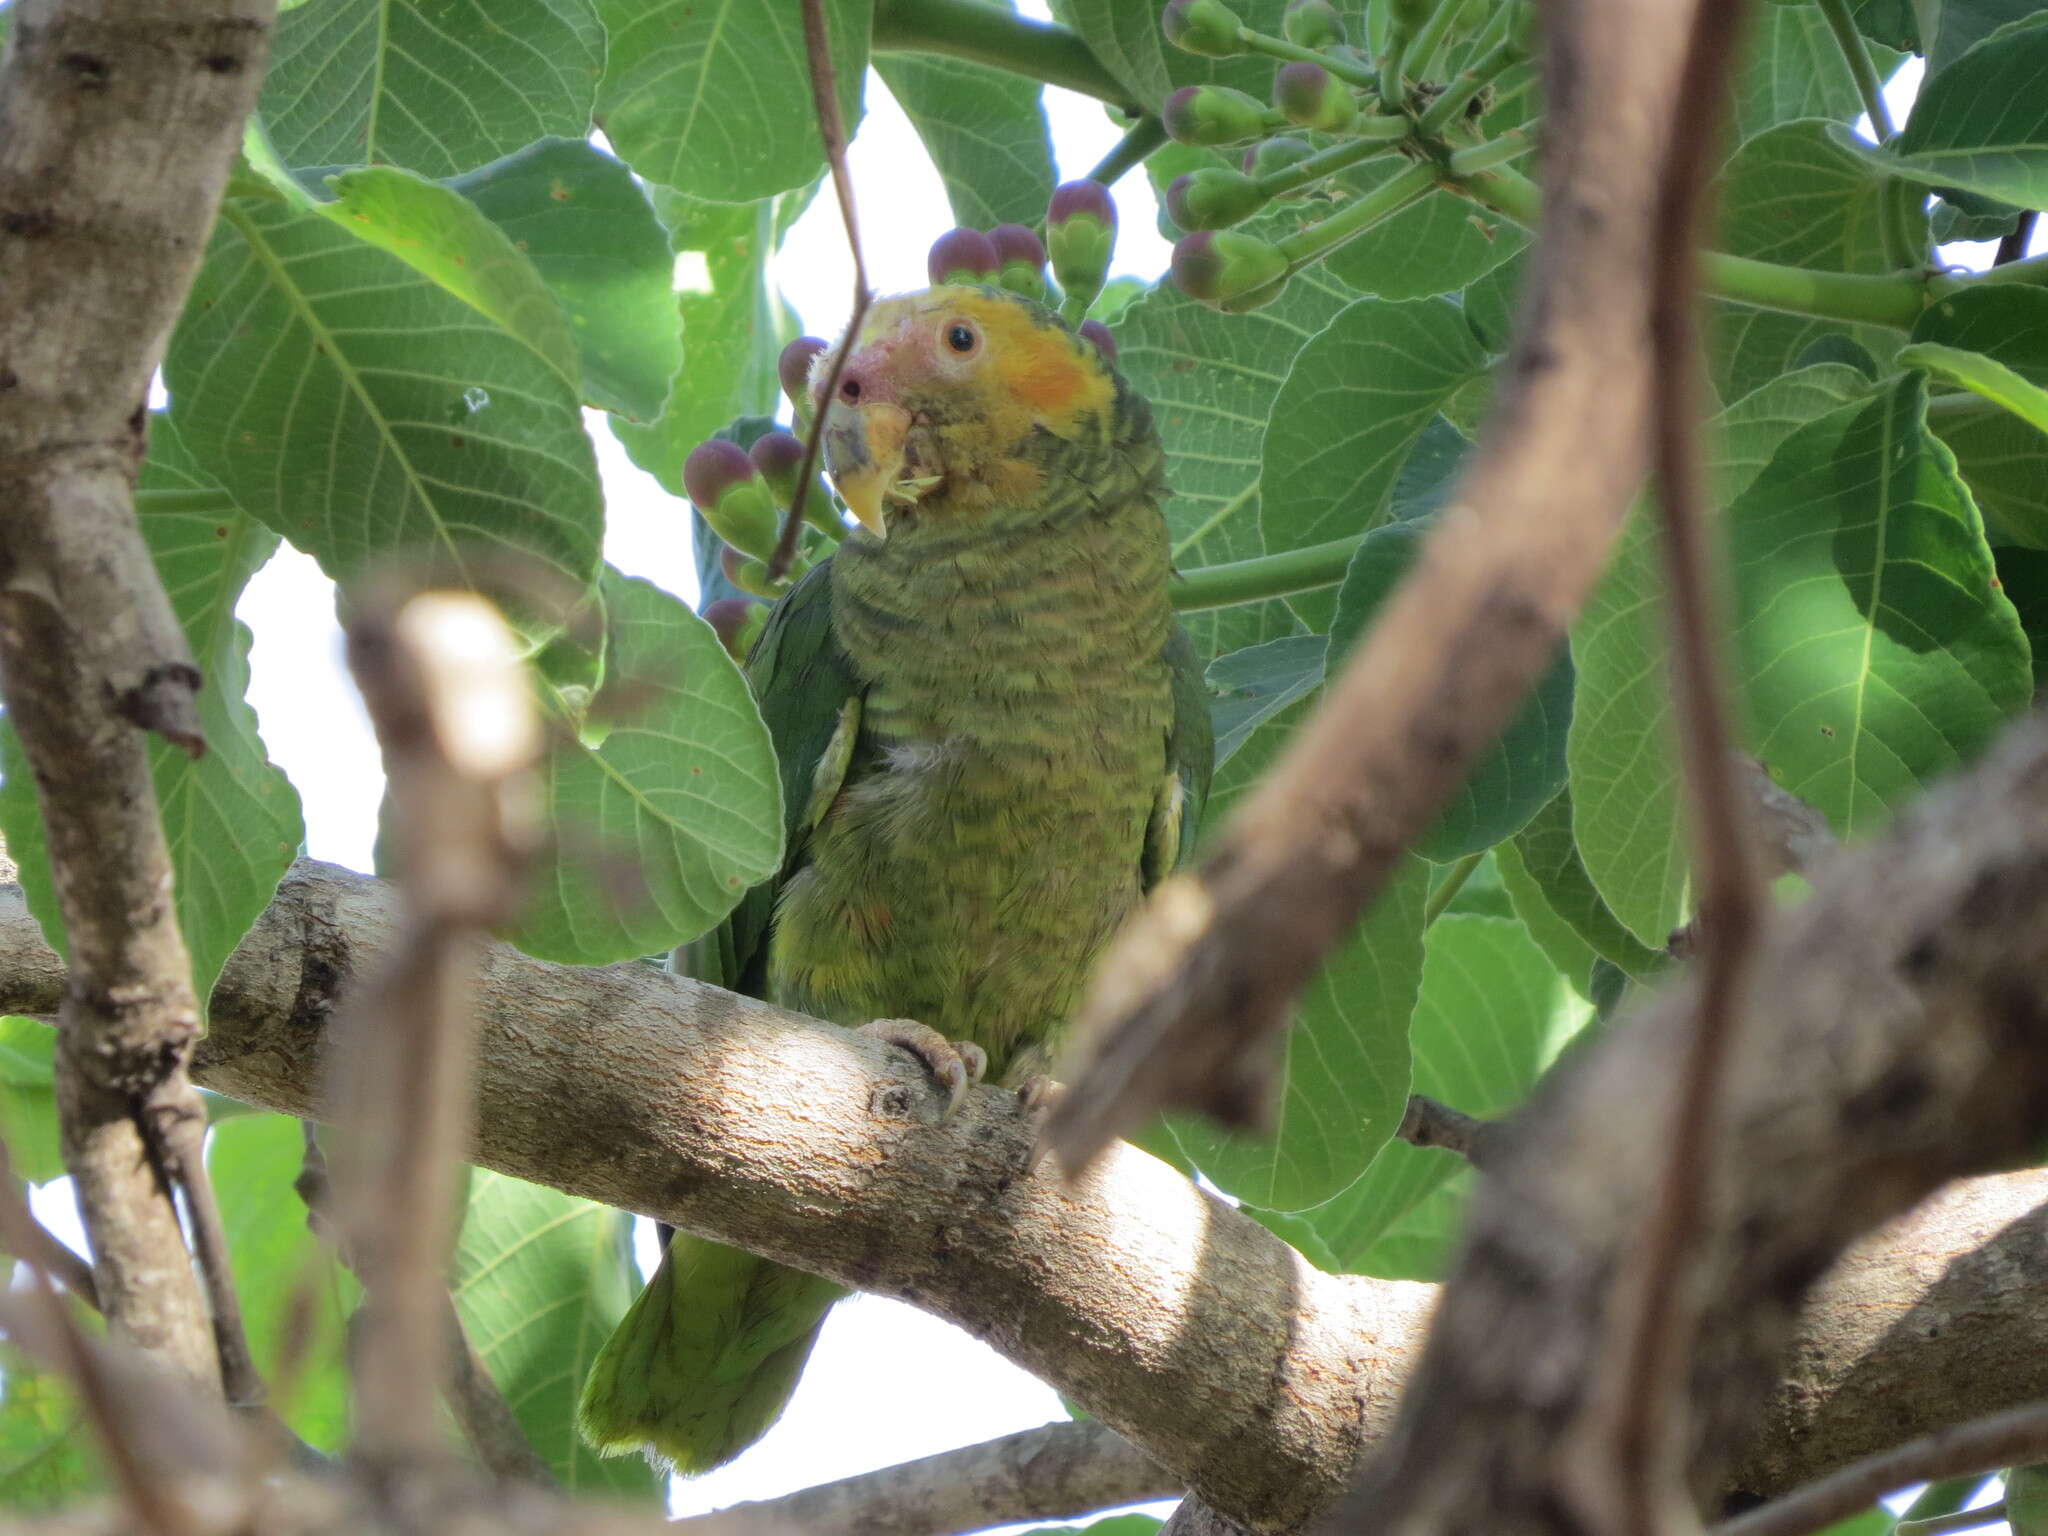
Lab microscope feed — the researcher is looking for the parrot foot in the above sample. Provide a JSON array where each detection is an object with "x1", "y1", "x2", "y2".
[{"x1": 859, "y1": 1018, "x2": 988, "y2": 1119}]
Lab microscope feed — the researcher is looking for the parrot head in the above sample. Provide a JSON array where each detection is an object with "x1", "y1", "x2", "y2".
[{"x1": 812, "y1": 285, "x2": 1118, "y2": 538}]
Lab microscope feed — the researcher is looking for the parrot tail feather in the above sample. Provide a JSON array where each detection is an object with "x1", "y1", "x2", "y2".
[{"x1": 578, "y1": 1232, "x2": 848, "y2": 1474}]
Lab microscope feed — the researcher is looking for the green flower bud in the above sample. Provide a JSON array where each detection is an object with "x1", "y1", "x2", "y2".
[
  {"x1": 1162, "y1": 0, "x2": 1244, "y2": 57},
  {"x1": 779, "y1": 336, "x2": 826, "y2": 421},
  {"x1": 720, "y1": 543, "x2": 791, "y2": 600},
  {"x1": 1166, "y1": 167, "x2": 1266, "y2": 231},
  {"x1": 1162, "y1": 83, "x2": 1269, "y2": 146},
  {"x1": 989, "y1": 222, "x2": 1049, "y2": 301},
  {"x1": 1275, "y1": 60, "x2": 1358, "y2": 133},
  {"x1": 1171, "y1": 229, "x2": 1289, "y2": 309},
  {"x1": 702, "y1": 596, "x2": 769, "y2": 662},
  {"x1": 1046, "y1": 180, "x2": 1117, "y2": 305},
  {"x1": 927, "y1": 226, "x2": 1002, "y2": 286},
  {"x1": 1281, "y1": 0, "x2": 1345, "y2": 49},
  {"x1": 686, "y1": 439, "x2": 780, "y2": 562}
]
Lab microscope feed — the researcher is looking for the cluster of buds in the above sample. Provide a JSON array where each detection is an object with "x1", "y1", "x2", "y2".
[
  {"x1": 917, "y1": 180, "x2": 1122, "y2": 340},
  {"x1": 681, "y1": 419, "x2": 843, "y2": 622}
]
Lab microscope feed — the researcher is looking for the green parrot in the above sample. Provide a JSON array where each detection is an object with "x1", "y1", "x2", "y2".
[{"x1": 577, "y1": 283, "x2": 1213, "y2": 1472}]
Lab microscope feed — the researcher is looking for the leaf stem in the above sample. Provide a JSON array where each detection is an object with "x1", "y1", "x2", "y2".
[
  {"x1": 1446, "y1": 130, "x2": 1532, "y2": 177},
  {"x1": 1894, "y1": 1505, "x2": 2007, "y2": 1536},
  {"x1": 1406, "y1": 0, "x2": 1465, "y2": 83},
  {"x1": 1416, "y1": 30, "x2": 1525, "y2": 133},
  {"x1": 1236, "y1": 24, "x2": 1379, "y2": 91},
  {"x1": 1088, "y1": 115, "x2": 1167, "y2": 187},
  {"x1": 1170, "y1": 532, "x2": 1366, "y2": 611},
  {"x1": 1423, "y1": 851, "x2": 1485, "y2": 926},
  {"x1": 1377, "y1": 27, "x2": 1410, "y2": 111},
  {"x1": 1252, "y1": 117, "x2": 1410, "y2": 199},
  {"x1": 1815, "y1": 0, "x2": 1894, "y2": 140},
  {"x1": 1276, "y1": 159, "x2": 1439, "y2": 270},
  {"x1": 871, "y1": 0, "x2": 1138, "y2": 109}
]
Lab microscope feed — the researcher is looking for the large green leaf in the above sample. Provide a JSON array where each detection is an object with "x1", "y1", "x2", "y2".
[
  {"x1": 509, "y1": 568, "x2": 781, "y2": 966},
  {"x1": 1329, "y1": 521, "x2": 1572, "y2": 860},
  {"x1": 0, "y1": 421, "x2": 304, "y2": 1010},
  {"x1": 1913, "y1": 284, "x2": 2048, "y2": 546},
  {"x1": 1259, "y1": 296, "x2": 1491, "y2": 630},
  {"x1": 1275, "y1": 913, "x2": 1585, "y2": 1274},
  {"x1": 1569, "y1": 364, "x2": 1874, "y2": 945},
  {"x1": 451, "y1": 1170, "x2": 659, "y2": 1499},
  {"x1": 1925, "y1": 0, "x2": 2048, "y2": 75},
  {"x1": 876, "y1": 31, "x2": 1056, "y2": 231},
  {"x1": 1495, "y1": 790, "x2": 1667, "y2": 991},
  {"x1": 1878, "y1": 14, "x2": 2048, "y2": 208},
  {"x1": 594, "y1": 0, "x2": 869, "y2": 202},
  {"x1": 164, "y1": 195, "x2": 603, "y2": 596},
  {"x1": 0, "y1": 1018, "x2": 61, "y2": 1186},
  {"x1": 1110, "y1": 257, "x2": 1354, "y2": 661},
  {"x1": 1323, "y1": 162, "x2": 1529, "y2": 303},
  {"x1": 447, "y1": 139, "x2": 679, "y2": 423},
  {"x1": 1730, "y1": 371, "x2": 2031, "y2": 833},
  {"x1": 209, "y1": 1115, "x2": 357, "y2": 1451},
  {"x1": 1710, "y1": 118, "x2": 1905, "y2": 406},
  {"x1": 1733, "y1": 4, "x2": 1888, "y2": 141},
  {"x1": 1206, "y1": 635, "x2": 1327, "y2": 770},
  {"x1": 259, "y1": 0, "x2": 604, "y2": 178},
  {"x1": 1148, "y1": 686, "x2": 1424, "y2": 1212}
]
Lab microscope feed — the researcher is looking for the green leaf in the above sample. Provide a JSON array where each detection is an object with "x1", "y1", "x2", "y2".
[
  {"x1": 1496, "y1": 790, "x2": 1667, "y2": 989},
  {"x1": 1878, "y1": 14, "x2": 2048, "y2": 209},
  {"x1": 1733, "y1": 4, "x2": 1892, "y2": 141},
  {"x1": 1914, "y1": 283, "x2": 2048, "y2": 546},
  {"x1": 1274, "y1": 913, "x2": 1585, "y2": 1273},
  {"x1": 1711, "y1": 118, "x2": 1905, "y2": 405},
  {"x1": 0, "y1": 420, "x2": 304, "y2": 1012},
  {"x1": 1337, "y1": 1169, "x2": 1472, "y2": 1281},
  {"x1": 164, "y1": 196, "x2": 603, "y2": 596},
  {"x1": 1996, "y1": 545, "x2": 2048, "y2": 691},
  {"x1": 509, "y1": 568, "x2": 782, "y2": 966},
  {"x1": 1329, "y1": 522, "x2": 1572, "y2": 859},
  {"x1": 1205, "y1": 634, "x2": 1327, "y2": 769},
  {"x1": 321, "y1": 165, "x2": 582, "y2": 390},
  {"x1": 1323, "y1": 163, "x2": 1528, "y2": 303},
  {"x1": 1260, "y1": 296, "x2": 1491, "y2": 630},
  {"x1": 0, "y1": 1347, "x2": 102, "y2": 1508},
  {"x1": 0, "y1": 1019, "x2": 62, "y2": 1185},
  {"x1": 210, "y1": 1115, "x2": 357, "y2": 1450},
  {"x1": 1110, "y1": 254, "x2": 1355, "y2": 660},
  {"x1": 1926, "y1": 0, "x2": 2048, "y2": 81},
  {"x1": 1017, "y1": 1518, "x2": 1165, "y2": 1536},
  {"x1": 447, "y1": 139, "x2": 680, "y2": 422},
  {"x1": 1731, "y1": 371, "x2": 2031, "y2": 834},
  {"x1": 1149, "y1": 686, "x2": 1424, "y2": 1212},
  {"x1": 614, "y1": 192, "x2": 791, "y2": 496},
  {"x1": 876, "y1": 35, "x2": 1056, "y2": 231},
  {"x1": 1901, "y1": 340, "x2": 2048, "y2": 432},
  {"x1": 452, "y1": 1170, "x2": 660, "y2": 1499},
  {"x1": 259, "y1": 0, "x2": 604, "y2": 178},
  {"x1": 594, "y1": 0, "x2": 870, "y2": 202},
  {"x1": 1569, "y1": 364, "x2": 1875, "y2": 944}
]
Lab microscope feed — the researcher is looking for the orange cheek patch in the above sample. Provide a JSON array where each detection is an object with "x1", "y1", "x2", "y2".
[{"x1": 997, "y1": 347, "x2": 1114, "y2": 430}]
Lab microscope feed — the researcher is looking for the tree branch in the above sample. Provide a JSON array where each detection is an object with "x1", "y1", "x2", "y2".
[
  {"x1": 672, "y1": 1420, "x2": 1175, "y2": 1536},
  {"x1": 0, "y1": 0, "x2": 276, "y2": 1392}
]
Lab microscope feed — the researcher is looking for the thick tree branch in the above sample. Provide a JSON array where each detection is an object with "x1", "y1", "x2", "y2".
[
  {"x1": 0, "y1": 0, "x2": 276, "y2": 1390},
  {"x1": 12, "y1": 697, "x2": 2048, "y2": 1528},
  {"x1": 672, "y1": 1420, "x2": 1175, "y2": 1536}
]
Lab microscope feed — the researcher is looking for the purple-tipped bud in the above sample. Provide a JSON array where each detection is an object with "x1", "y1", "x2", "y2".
[
  {"x1": 779, "y1": 336, "x2": 827, "y2": 416},
  {"x1": 686, "y1": 439, "x2": 781, "y2": 562},
  {"x1": 988, "y1": 222, "x2": 1049, "y2": 301},
  {"x1": 1281, "y1": 0, "x2": 1344, "y2": 50},
  {"x1": 1161, "y1": 83, "x2": 1270, "y2": 146},
  {"x1": 1046, "y1": 180, "x2": 1118, "y2": 304},
  {"x1": 1275, "y1": 60, "x2": 1358, "y2": 133},
  {"x1": 1172, "y1": 229, "x2": 1289, "y2": 309},
  {"x1": 702, "y1": 596, "x2": 769, "y2": 661},
  {"x1": 1162, "y1": 0, "x2": 1245, "y2": 57},
  {"x1": 748, "y1": 429, "x2": 806, "y2": 504},
  {"x1": 1166, "y1": 167, "x2": 1266, "y2": 231},
  {"x1": 1077, "y1": 319, "x2": 1118, "y2": 363},
  {"x1": 720, "y1": 544, "x2": 785, "y2": 599},
  {"x1": 927, "y1": 226, "x2": 1002, "y2": 287}
]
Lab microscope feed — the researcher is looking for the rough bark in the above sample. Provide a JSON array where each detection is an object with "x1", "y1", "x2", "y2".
[
  {"x1": 11, "y1": 704, "x2": 2048, "y2": 1533},
  {"x1": 0, "y1": 0, "x2": 277, "y2": 1388}
]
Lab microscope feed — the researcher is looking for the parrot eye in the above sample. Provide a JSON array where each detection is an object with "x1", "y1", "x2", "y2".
[{"x1": 944, "y1": 321, "x2": 979, "y2": 355}]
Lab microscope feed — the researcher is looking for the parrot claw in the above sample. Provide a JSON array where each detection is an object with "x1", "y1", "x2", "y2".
[{"x1": 859, "y1": 1019, "x2": 988, "y2": 1119}]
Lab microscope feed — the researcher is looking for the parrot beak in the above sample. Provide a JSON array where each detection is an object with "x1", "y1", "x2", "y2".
[{"x1": 822, "y1": 399, "x2": 913, "y2": 539}]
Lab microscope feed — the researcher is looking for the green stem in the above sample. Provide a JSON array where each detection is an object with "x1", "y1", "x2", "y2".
[
  {"x1": 1900, "y1": 1478, "x2": 1997, "y2": 1524},
  {"x1": 135, "y1": 487, "x2": 237, "y2": 516},
  {"x1": 1464, "y1": 167, "x2": 1929, "y2": 329},
  {"x1": 1406, "y1": 0, "x2": 1465, "y2": 82},
  {"x1": 1377, "y1": 29, "x2": 1410, "y2": 111},
  {"x1": 872, "y1": 0, "x2": 1136, "y2": 108},
  {"x1": 1446, "y1": 130, "x2": 1531, "y2": 178},
  {"x1": 1087, "y1": 114, "x2": 1167, "y2": 187},
  {"x1": 1238, "y1": 25, "x2": 1379, "y2": 90},
  {"x1": 1932, "y1": 248, "x2": 2048, "y2": 294},
  {"x1": 1895, "y1": 1504, "x2": 2007, "y2": 1536},
  {"x1": 1253, "y1": 118, "x2": 1410, "y2": 199},
  {"x1": 1275, "y1": 159, "x2": 1440, "y2": 270},
  {"x1": 1424, "y1": 852, "x2": 1485, "y2": 925},
  {"x1": 1416, "y1": 32, "x2": 1524, "y2": 132},
  {"x1": 1815, "y1": 0, "x2": 1895, "y2": 140},
  {"x1": 1170, "y1": 532, "x2": 1366, "y2": 611}
]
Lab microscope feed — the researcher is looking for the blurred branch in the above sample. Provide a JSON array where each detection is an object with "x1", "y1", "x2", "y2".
[
  {"x1": 0, "y1": 0, "x2": 276, "y2": 1394},
  {"x1": 671, "y1": 1420, "x2": 1175, "y2": 1536},
  {"x1": 1395, "y1": 1094, "x2": 1496, "y2": 1167}
]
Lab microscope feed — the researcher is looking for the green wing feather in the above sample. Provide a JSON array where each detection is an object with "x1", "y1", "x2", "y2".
[{"x1": 674, "y1": 557, "x2": 863, "y2": 996}]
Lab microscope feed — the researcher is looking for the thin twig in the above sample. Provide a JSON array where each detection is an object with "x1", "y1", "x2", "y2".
[
  {"x1": 1395, "y1": 1094, "x2": 1496, "y2": 1167},
  {"x1": 1996, "y1": 210, "x2": 2038, "y2": 267},
  {"x1": 1715, "y1": 1401, "x2": 2048, "y2": 1536},
  {"x1": 769, "y1": 0, "x2": 874, "y2": 582},
  {"x1": 1563, "y1": 0, "x2": 1760, "y2": 1529},
  {"x1": 155, "y1": 1106, "x2": 265, "y2": 1410}
]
